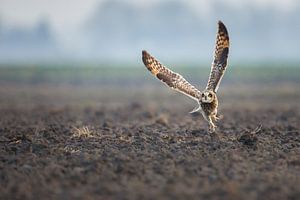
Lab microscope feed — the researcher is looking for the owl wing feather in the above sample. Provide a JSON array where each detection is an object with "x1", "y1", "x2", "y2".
[
  {"x1": 142, "y1": 50, "x2": 201, "y2": 101},
  {"x1": 206, "y1": 21, "x2": 230, "y2": 92}
]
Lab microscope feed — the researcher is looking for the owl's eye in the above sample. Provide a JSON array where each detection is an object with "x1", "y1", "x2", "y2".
[{"x1": 208, "y1": 94, "x2": 212, "y2": 98}]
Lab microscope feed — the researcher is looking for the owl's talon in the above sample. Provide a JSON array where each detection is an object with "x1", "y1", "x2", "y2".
[
  {"x1": 209, "y1": 123, "x2": 216, "y2": 133},
  {"x1": 209, "y1": 128, "x2": 215, "y2": 133},
  {"x1": 214, "y1": 116, "x2": 220, "y2": 121}
]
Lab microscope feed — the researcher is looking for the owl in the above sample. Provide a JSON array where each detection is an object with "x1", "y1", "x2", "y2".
[{"x1": 142, "y1": 21, "x2": 229, "y2": 132}]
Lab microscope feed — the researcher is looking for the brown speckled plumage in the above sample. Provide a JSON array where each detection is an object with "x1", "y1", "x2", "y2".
[
  {"x1": 142, "y1": 50, "x2": 201, "y2": 101},
  {"x1": 142, "y1": 21, "x2": 230, "y2": 132},
  {"x1": 201, "y1": 98, "x2": 218, "y2": 116},
  {"x1": 206, "y1": 21, "x2": 230, "y2": 92}
]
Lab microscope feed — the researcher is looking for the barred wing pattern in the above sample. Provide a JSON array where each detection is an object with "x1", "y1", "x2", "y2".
[
  {"x1": 142, "y1": 50, "x2": 201, "y2": 101},
  {"x1": 206, "y1": 21, "x2": 230, "y2": 92}
]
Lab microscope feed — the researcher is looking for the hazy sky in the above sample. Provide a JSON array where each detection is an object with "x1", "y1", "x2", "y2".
[
  {"x1": 0, "y1": 0, "x2": 298, "y2": 33},
  {"x1": 0, "y1": 0, "x2": 299, "y2": 62}
]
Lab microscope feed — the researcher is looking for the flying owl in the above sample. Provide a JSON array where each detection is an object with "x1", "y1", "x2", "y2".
[{"x1": 142, "y1": 21, "x2": 229, "y2": 132}]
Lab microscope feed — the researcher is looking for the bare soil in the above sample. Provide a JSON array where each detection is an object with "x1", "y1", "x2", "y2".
[{"x1": 0, "y1": 83, "x2": 299, "y2": 200}]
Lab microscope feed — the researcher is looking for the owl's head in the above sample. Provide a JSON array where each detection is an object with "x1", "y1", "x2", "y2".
[{"x1": 201, "y1": 90, "x2": 216, "y2": 103}]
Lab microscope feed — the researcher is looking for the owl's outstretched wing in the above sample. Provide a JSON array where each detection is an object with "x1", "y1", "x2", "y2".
[
  {"x1": 142, "y1": 50, "x2": 201, "y2": 101},
  {"x1": 206, "y1": 21, "x2": 230, "y2": 92}
]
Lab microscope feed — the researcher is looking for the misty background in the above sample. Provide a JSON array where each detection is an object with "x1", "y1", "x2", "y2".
[{"x1": 0, "y1": 0, "x2": 299, "y2": 64}]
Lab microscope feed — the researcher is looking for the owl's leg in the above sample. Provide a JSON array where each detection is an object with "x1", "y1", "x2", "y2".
[
  {"x1": 201, "y1": 112, "x2": 216, "y2": 133},
  {"x1": 212, "y1": 115, "x2": 219, "y2": 121},
  {"x1": 208, "y1": 116, "x2": 216, "y2": 133}
]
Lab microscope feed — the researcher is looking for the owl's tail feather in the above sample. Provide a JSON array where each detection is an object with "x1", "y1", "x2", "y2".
[{"x1": 189, "y1": 101, "x2": 201, "y2": 113}]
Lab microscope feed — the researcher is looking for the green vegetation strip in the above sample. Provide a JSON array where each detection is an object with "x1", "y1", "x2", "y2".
[{"x1": 0, "y1": 64, "x2": 299, "y2": 83}]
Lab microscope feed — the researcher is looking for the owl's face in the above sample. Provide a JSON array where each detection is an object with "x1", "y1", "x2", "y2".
[{"x1": 201, "y1": 90, "x2": 215, "y2": 103}]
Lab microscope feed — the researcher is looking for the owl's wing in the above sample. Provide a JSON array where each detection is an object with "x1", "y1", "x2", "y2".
[
  {"x1": 206, "y1": 21, "x2": 230, "y2": 92},
  {"x1": 142, "y1": 50, "x2": 201, "y2": 102}
]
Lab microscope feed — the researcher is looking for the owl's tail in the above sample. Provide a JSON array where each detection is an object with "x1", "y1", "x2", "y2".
[{"x1": 189, "y1": 101, "x2": 201, "y2": 113}]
